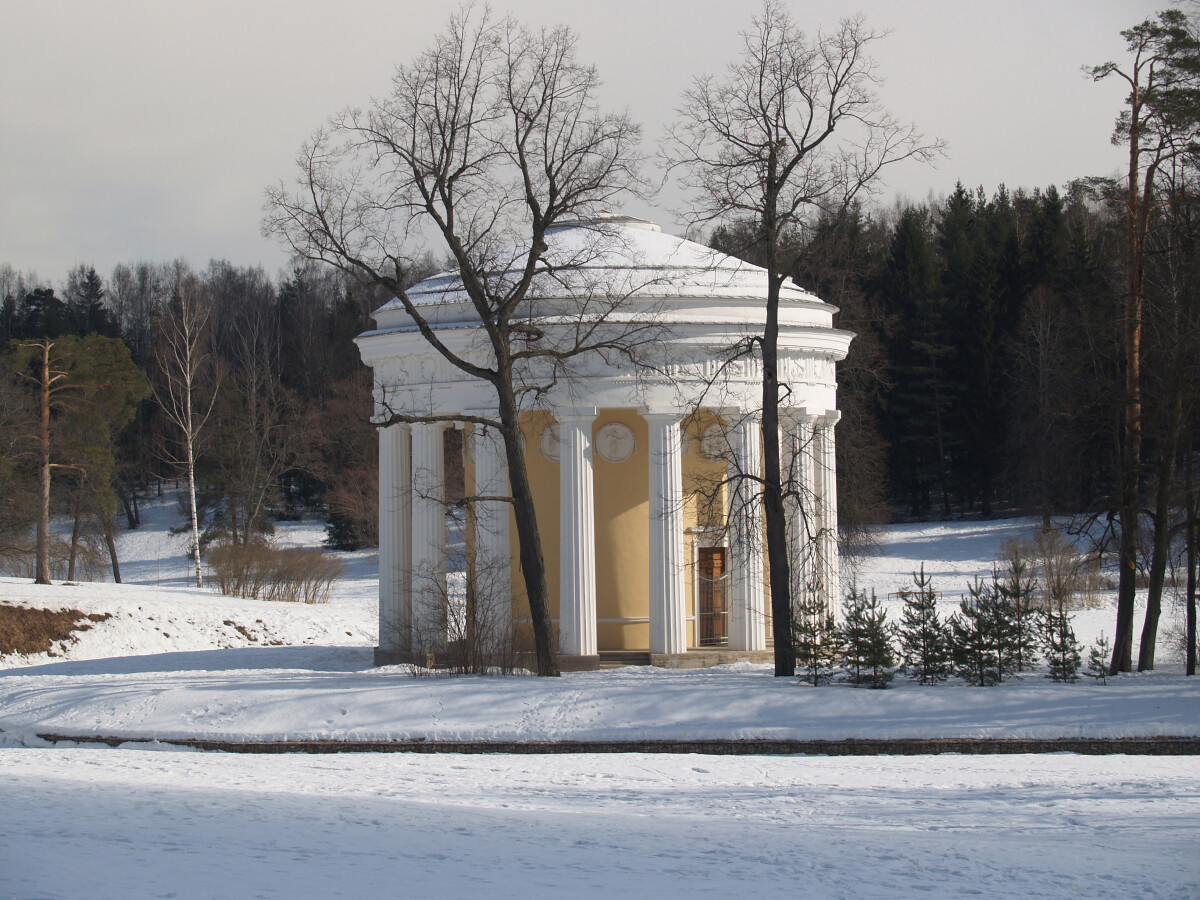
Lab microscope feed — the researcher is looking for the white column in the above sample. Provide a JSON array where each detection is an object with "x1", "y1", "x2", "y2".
[
  {"x1": 783, "y1": 412, "x2": 820, "y2": 612},
  {"x1": 410, "y1": 421, "x2": 448, "y2": 657},
  {"x1": 377, "y1": 424, "x2": 411, "y2": 658},
  {"x1": 815, "y1": 411, "x2": 842, "y2": 617},
  {"x1": 558, "y1": 408, "x2": 598, "y2": 659},
  {"x1": 728, "y1": 415, "x2": 766, "y2": 651},
  {"x1": 646, "y1": 412, "x2": 687, "y2": 655},
  {"x1": 471, "y1": 424, "x2": 511, "y2": 649}
]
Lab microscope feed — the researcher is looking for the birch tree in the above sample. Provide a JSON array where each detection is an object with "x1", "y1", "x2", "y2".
[{"x1": 154, "y1": 276, "x2": 220, "y2": 587}]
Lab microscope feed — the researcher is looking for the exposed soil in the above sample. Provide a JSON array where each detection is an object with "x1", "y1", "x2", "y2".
[{"x1": 0, "y1": 604, "x2": 112, "y2": 656}]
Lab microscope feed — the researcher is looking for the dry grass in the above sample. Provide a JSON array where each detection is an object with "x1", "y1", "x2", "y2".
[
  {"x1": 0, "y1": 603, "x2": 112, "y2": 656},
  {"x1": 208, "y1": 541, "x2": 344, "y2": 604}
]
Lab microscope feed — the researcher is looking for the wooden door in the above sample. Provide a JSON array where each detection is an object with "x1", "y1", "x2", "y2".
[{"x1": 697, "y1": 547, "x2": 728, "y2": 646}]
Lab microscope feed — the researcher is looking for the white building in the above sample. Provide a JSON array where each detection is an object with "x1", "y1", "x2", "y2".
[{"x1": 357, "y1": 216, "x2": 852, "y2": 669}]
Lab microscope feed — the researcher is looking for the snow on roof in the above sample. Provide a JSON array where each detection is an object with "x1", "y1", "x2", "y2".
[{"x1": 379, "y1": 216, "x2": 824, "y2": 311}]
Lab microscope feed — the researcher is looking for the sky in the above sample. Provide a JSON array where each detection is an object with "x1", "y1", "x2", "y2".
[{"x1": 0, "y1": 0, "x2": 1163, "y2": 283}]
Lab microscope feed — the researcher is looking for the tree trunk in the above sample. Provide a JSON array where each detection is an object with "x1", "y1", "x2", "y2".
[
  {"x1": 104, "y1": 509, "x2": 122, "y2": 584},
  {"x1": 118, "y1": 486, "x2": 137, "y2": 530},
  {"x1": 495, "y1": 374, "x2": 559, "y2": 676},
  {"x1": 1139, "y1": 393, "x2": 1182, "y2": 669},
  {"x1": 35, "y1": 341, "x2": 52, "y2": 585},
  {"x1": 1113, "y1": 103, "x2": 1149, "y2": 676},
  {"x1": 762, "y1": 274, "x2": 795, "y2": 676},
  {"x1": 67, "y1": 477, "x2": 84, "y2": 582},
  {"x1": 1187, "y1": 428, "x2": 1196, "y2": 676},
  {"x1": 186, "y1": 438, "x2": 203, "y2": 588}
]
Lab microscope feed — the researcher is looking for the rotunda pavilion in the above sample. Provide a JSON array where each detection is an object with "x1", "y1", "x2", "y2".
[{"x1": 357, "y1": 216, "x2": 853, "y2": 669}]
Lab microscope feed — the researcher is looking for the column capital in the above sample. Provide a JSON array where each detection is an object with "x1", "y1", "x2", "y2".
[
  {"x1": 780, "y1": 407, "x2": 820, "y2": 427},
  {"x1": 819, "y1": 409, "x2": 842, "y2": 427}
]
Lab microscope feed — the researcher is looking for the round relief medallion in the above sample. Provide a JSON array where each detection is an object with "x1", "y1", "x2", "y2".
[
  {"x1": 701, "y1": 424, "x2": 728, "y2": 461},
  {"x1": 538, "y1": 424, "x2": 561, "y2": 462},
  {"x1": 595, "y1": 422, "x2": 637, "y2": 463}
]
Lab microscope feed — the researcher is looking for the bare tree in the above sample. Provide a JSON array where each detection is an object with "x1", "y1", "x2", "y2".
[
  {"x1": 664, "y1": 2, "x2": 941, "y2": 676},
  {"x1": 265, "y1": 6, "x2": 651, "y2": 676},
  {"x1": 153, "y1": 275, "x2": 220, "y2": 587}
]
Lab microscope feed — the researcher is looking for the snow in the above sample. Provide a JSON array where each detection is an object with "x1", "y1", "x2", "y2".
[
  {"x1": 3, "y1": 749, "x2": 1197, "y2": 899},
  {"x1": 2, "y1": 503, "x2": 1198, "y2": 898}
]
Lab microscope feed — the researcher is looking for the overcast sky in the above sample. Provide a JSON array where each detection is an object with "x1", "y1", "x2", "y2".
[{"x1": 1, "y1": 0, "x2": 1162, "y2": 282}]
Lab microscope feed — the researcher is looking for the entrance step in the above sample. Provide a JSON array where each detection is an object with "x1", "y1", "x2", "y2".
[{"x1": 598, "y1": 651, "x2": 652, "y2": 668}]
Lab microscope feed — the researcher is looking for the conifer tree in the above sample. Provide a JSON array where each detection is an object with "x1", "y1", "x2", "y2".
[
  {"x1": 897, "y1": 564, "x2": 952, "y2": 684},
  {"x1": 841, "y1": 584, "x2": 895, "y2": 688},
  {"x1": 1043, "y1": 607, "x2": 1082, "y2": 682},
  {"x1": 949, "y1": 575, "x2": 1013, "y2": 685},
  {"x1": 794, "y1": 589, "x2": 843, "y2": 686},
  {"x1": 997, "y1": 540, "x2": 1040, "y2": 671},
  {"x1": 1086, "y1": 632, "x2": 1112, "y2": 684}
]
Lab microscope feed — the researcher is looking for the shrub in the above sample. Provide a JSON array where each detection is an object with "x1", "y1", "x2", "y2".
[
  {"x1": 208, "y1": 540, "x2": 343, "y2": 604},
  {"x1": 1034, "y1": 528, "x2": 1101, "y2": 611}
]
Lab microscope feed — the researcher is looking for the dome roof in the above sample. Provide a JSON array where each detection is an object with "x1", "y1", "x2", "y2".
[{"x1": 378, "y1": 216, "x2": 826, "y2": 315}]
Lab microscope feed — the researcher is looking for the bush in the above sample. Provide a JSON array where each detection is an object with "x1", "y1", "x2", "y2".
[{"x1": 208, "y1": 540, "x2": 343, "y2": 604}]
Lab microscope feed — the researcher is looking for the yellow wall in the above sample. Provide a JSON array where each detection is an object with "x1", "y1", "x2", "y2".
[
  {"x1": 593, "y1": 409, "x2": 649, "y2": 650},
  {"x1": 509, "y1": 410, "x2": 560, "y2": 650},
  {"x1": 505, "y1": 409, "x2": 733, "y2": 652}
]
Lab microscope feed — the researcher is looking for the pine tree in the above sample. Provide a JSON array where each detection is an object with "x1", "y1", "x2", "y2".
[
  {"x1": 997, "y1": 541, "x2": 1040, "y2": 671},
  {"x1": 842, "y1": 584, "x2": 895, "y2": 688},
  {"x1": 1043, "y1": 607, "x2": 1083, "y2": 682},
  {"x1": 1086, "y1": 632, "x2": 1112, "y2": 684},
  {"x1": 840, "y1": 584, "x2": 870, "y2": 683},
  {"x1": 897, "y1": 564, "x2": 952, "y2": 684},
  {"x1": 949, "y1": 576, "x2": 1011, "y2": 686},
  {"x1": 794, "y1": 590, "x2": 843, "y2": 686}
]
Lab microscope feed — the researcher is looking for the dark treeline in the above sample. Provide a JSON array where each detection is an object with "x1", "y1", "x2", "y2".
[
  {"x1": 4, "y1": 173, "x2": 1197, "y2": 552},
  {"x1": 714, "y1": 177, "x2": 1196, "y2": 531},
  {"x1": 0, "y1": 258, "x2": 437, "y2": 582}
]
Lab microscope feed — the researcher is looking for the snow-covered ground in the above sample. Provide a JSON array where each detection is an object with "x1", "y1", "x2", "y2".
[
  {"x1": 3, "y1": 749, "x2": 1196, "y2": 900},
  {"x1": 1, "y1": 502, "x2": 1197, "y2": 899}
]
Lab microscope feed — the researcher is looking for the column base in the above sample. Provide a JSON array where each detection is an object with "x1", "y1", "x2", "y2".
[
  {"x1": 649, "y1": 649, "x2": 775, "y2": 669},
  {"x1": 374, "y1": 646, "x2": 414, "y2": 666},
  {"x1": 556, "y1": 654, "x2": 602, "y2": 672}
]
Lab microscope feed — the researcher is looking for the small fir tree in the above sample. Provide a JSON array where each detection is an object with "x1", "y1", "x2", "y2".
[
  {"x1": 793, "y1": 589, "x2": 843, "y2": 686},
  {"x1": 897, "y1": 565, "x2": 952, "y2": 684},
  {"x1": 1042, "y1": 607, "x2": 1083, "y2": 682},
  {"x1": 841, "y1": 584, "x2": 895, "y2": 688},
  {"x1": 997, "y1": 542, "x2": 1040, "y2": 672},
  {"x1": 1086, "y1": 632, "x2": 1112, "y2": 684},
  {"x1": 950, "y1": 575, "x2": 1014, "y2": 685}
]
